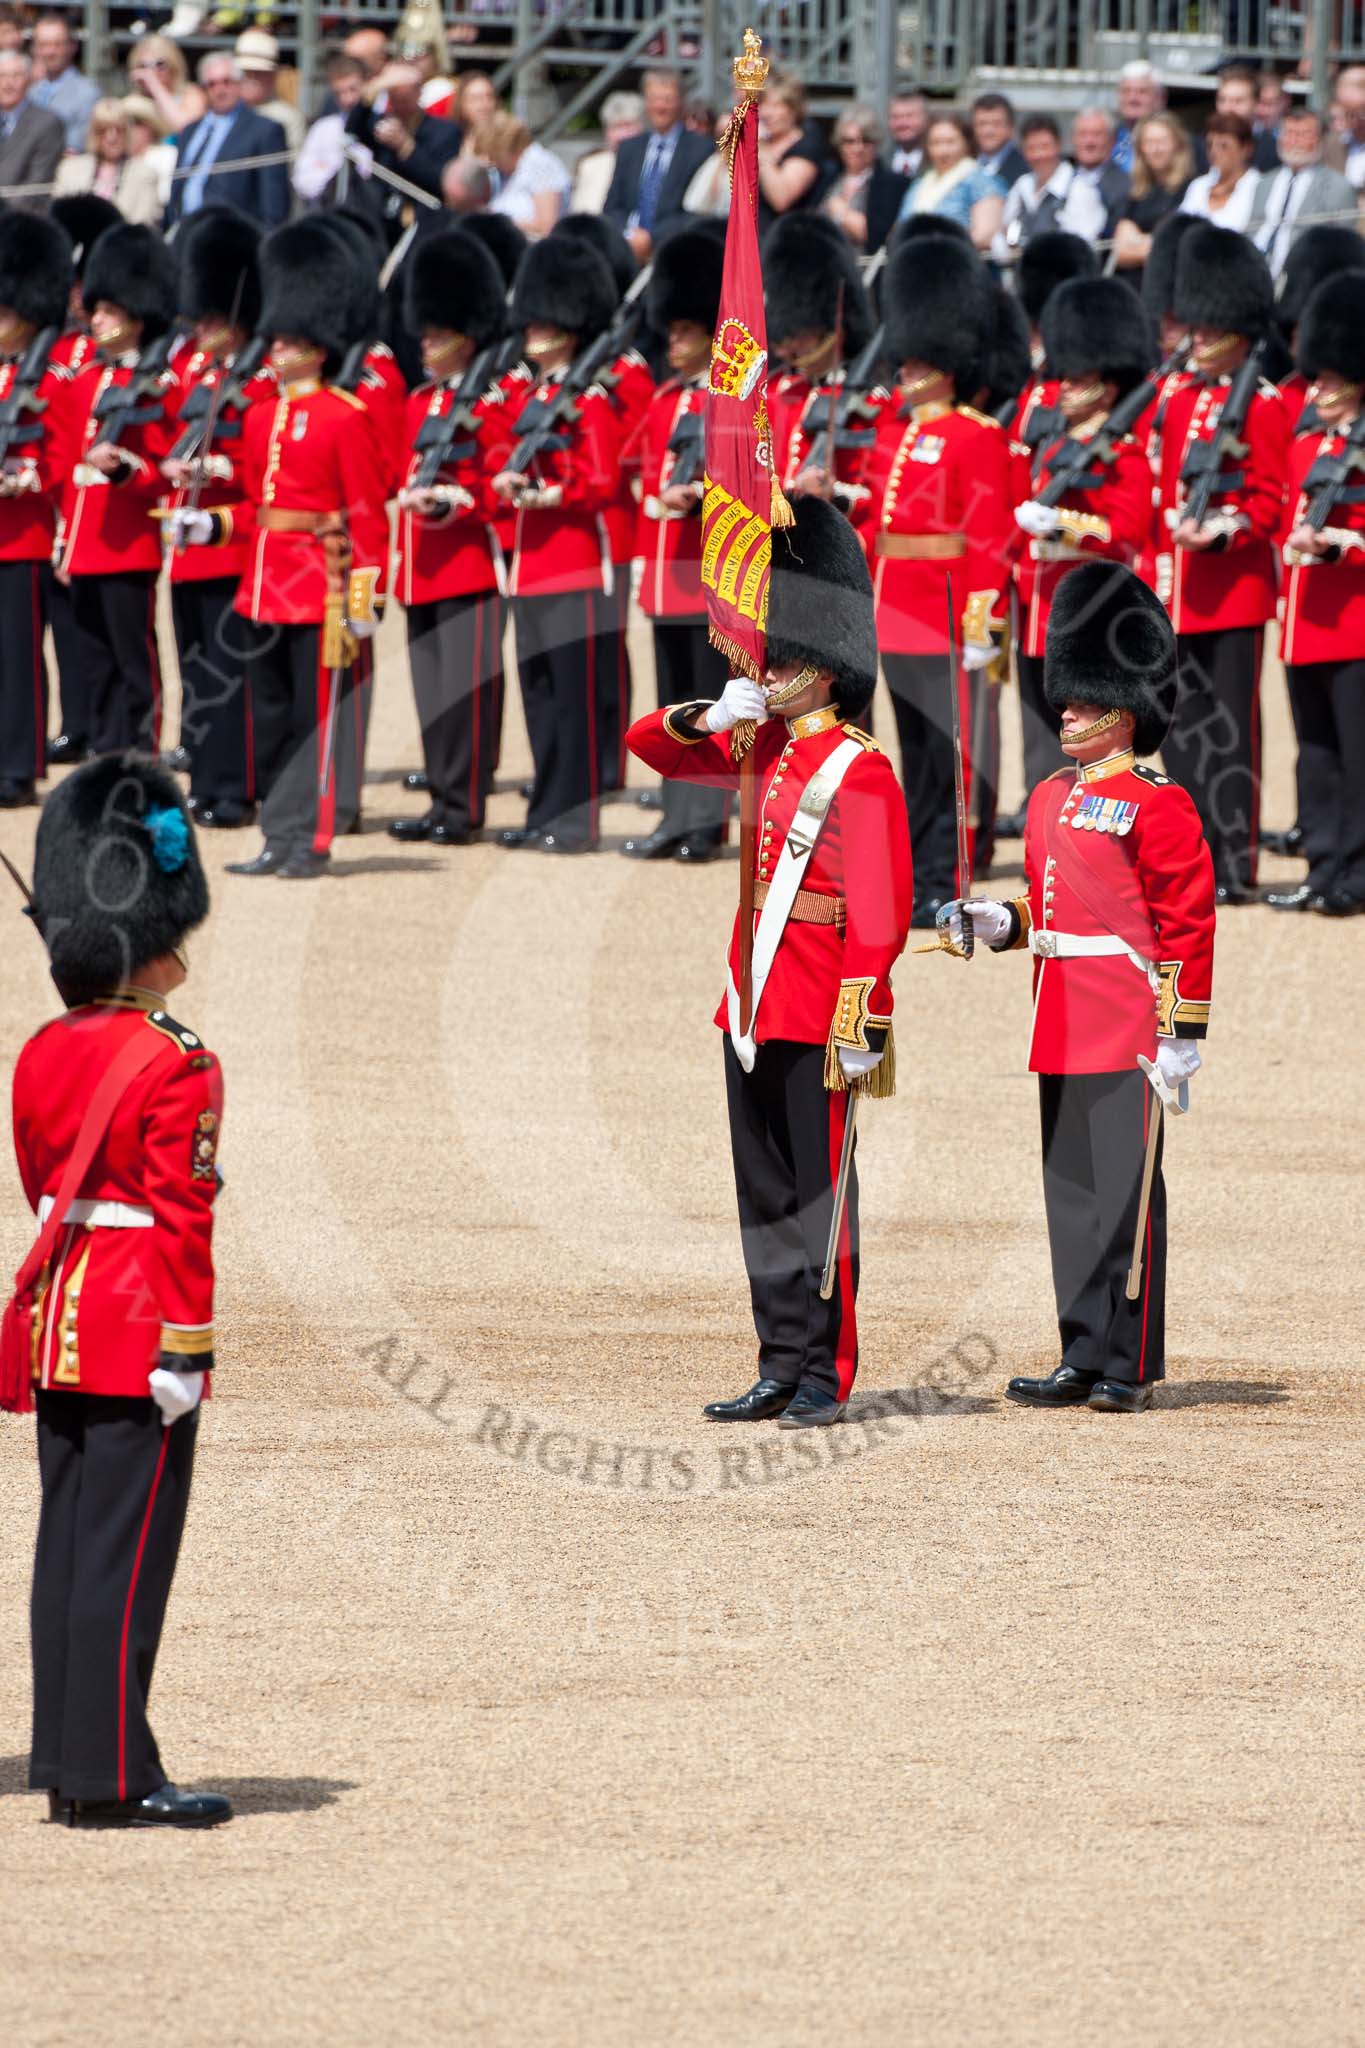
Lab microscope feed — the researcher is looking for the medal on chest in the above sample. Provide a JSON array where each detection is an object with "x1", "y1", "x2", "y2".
[
  {"x1": 291, "y1": 410, "x2": 308, "y2": 442},
  {"x1": 1073, "y1": 794, "x2": 1139, "y2": 834},
  {"x1": 911, "y1": 435, "x2": 945, "y2": 464}
]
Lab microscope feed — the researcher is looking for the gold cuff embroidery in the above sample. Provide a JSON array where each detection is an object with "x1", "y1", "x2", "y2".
[
  {"x1": 347, "y1": 566, "x2": 381, "y2": 626},
  {"x1": 661, "y1": 703, "x2": 712, "y2": 745},
  {"x1": 160, "y1": 1324, "x2": 214, "y2": 1357},
  {"x1": 1007, "y1": 895, "x2": 1032, "y2": 949},
  {"x1": 1155, "y1": 960, "x2": 1211, "y2": 1036},
  {"x1": 1055, "y1": 508, "x2": 1111, "y2": 546},
  {"x1": 961, "y1": 587, "x2": 999, "y2": 645},
  {"x1": 831, "y1": 976, "x2": 884, "y2": 1051}
]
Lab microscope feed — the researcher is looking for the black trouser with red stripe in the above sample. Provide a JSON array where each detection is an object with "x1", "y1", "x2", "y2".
[
  {"x1": 30, "y1": 1391, "x2": 198, "y2": 1803},
  {"x1": 251, "y1": 622, "x2": 361, "y2": 859},
  {"x1": 170, "y1": 578, "x2": 259, "y2": 809},
  {"x1": 1286, "y1": 658, "x2": 1365, "y2": 901},
  {"x1": 0, "y1": 559, "x2": 47, "y2": 789},
  {"x1": 514, "y1": 588, "x2": 611, "y2": 849},
  {"x1": 1040, "y1": 1069, "x2": 1166, "y2": 1386},
  {"x1": 595, "y1": 579, "x2": 632, "y2": 793},
  {"x1": 1165, "y1": 625, "x2": 1261, "y2": 892},
  {"x1": 723, "y1": 1037, "x2": 859, "y2": 1402},
  {"x1": 407, "y1": 592, "x2": 502, "y2": 832},
  {"x1": 47, "y1": 568, "x2": 100, "y2": 749},
  {"x1": 882, "y1": 652, "x2": 972, "y2": 907},
  {"x1": 651, "y1": 619, "x2": 729, "y2": 846},
  {"x1": 68, "y1": 570, "x2": 162, "y2": 757}
]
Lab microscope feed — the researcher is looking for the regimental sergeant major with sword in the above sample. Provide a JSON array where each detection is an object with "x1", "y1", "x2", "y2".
[
  {"x1": 0, "y1": 212, "x2": 77, "y2": 810},
  {"x1": 628, "y1": 498, "x2": 913, "y2": 1429},
  {"x1": 943, "y1": 563, "x2": 1216, "y2": 1413},
  {"x1": 224, "y1": 219, "x2": 391, "y2": 882}
]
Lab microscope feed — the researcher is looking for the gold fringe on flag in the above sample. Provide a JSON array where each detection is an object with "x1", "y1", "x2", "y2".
[
  {"x1": 770, "y1": 474, "x2": 795, "y2": 528},
  {"x1": 823, "y1": 1023, "x2": 897, "y2": 1099}
]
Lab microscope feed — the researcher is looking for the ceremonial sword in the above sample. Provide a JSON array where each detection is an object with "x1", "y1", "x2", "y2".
[
  {"x1": 1126, "y1": 1055, "x2": 1189, "y2": 1300},
  {"x1": 914, "y1": 575, "x2": 974, "y2": 957}
]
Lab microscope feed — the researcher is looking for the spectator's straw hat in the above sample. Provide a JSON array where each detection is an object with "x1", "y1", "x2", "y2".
[{"x1": 234, "y1": 29, "x2": 279, "y2": 73}]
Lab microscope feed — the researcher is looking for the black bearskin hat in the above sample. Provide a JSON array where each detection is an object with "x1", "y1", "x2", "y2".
[
  {"x1": 258, "y1": 217, "x2": 359, "y2": 366},
  {"x1": 310, "y1": 209, "x2": 382, "y2": 342},
  {"x1": 1297, "y1": 270, "x2": 1365, "y2": 385},
  {"x1": 50, "y1": 194, "x2": 121, "y2": 276},
  {"x1": 551, "y1": 211, "x2": 637, "y2": 299},
  {"x1": 974, "y1": 285, "x2": 1031, "y2": 416},
  {"x1": 175, "y1": 206, "x2": 262, "y2": 330},
  {"x1": 459, "y1": 211, "x2": 527, "y2": 290},
  {"x1": 405, "y1": 227, "x2": 506, "y2": 346},
  {"x1": 31, "y1": 756, "x2": 209, "y2": 1008},
  {"x1": 1018, "y1": 232, "x2": 1097, "y2": 328},
  {"x1": 511, "y1": 237, "x2": 619, "y2": 343},
  {"x1": 1043, "y1": 561, "x2": 1175, "y2": 757},
  {"x1": 883, "y1": 234, "x2": 993, "y2": 395},
  {"x1": 891, "y1": 211, "x2": 971, "y2": 248},
  {"x1": 763, "y1": 212, "x2": 873, "y2": 359},
  {"x1": 767, "y1": 495, "x2": 879, "y2": 719},
  {"x1": 1141, "y1": 211, "x2": 1200, "y2": 323},
  {"x1": 1278, "y1": 224, "x2": 1365, "y2": 334},
  {"x1": 82, "y1": 224, "x2": 175, "y2": 341},
  {"x1": 1173, "y1": 222, "x2": 1273, "y2": 340},
  {"x1": 1042, "y1": 276, "x2": 1156, "y2": 396},
  {"x1": 0, "y1": 212, "x2": 73, "y2": 333},
  {"x1": 647, "y1": 222, "x2": 726, "y2": 335}
]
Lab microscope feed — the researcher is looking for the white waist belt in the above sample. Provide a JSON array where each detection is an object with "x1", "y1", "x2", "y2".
[
  {"x1": 36, "y1": 1196, "x2": 154, "y2": 1231},
  {"x1": 1030, "y1": 930, "x2": 1152, "y2": 970}
]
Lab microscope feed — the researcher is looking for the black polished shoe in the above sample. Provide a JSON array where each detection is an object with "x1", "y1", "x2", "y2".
[
  {"x1": 161, "y1": 745, "x2": 192, "y2": 775},
  {"x1": 1088, "y1": 1379, "x2": 1155, "y2": 1413},
  {"x1": 499, "y1": 825, "x2": 536, "y2": 848},
  {"x1": 636, "y1": 788, "x2": 664, "y2": 812},
  {"x1": 776, "y1": 1385, "x2": 847, "y2": 1429},
  {"x1": 675, "y1": 834, "x2": 722, "y2": 863},
  {"x1": 47, "y1": 1790, "x2": 71, "y2": 1824},
  {"x1": 45, "y1": 733, "x2": 89, "y2": 767},
  {"x1": 1266, "y1": 884, "x2": 1324, "y2": 912},
  {"x1": 1319, "y1": 887, "x2": 1365, "y2": 917},
  {"x1": 621, "y1": 826, "x2": 682, "y2": 859},
  {"x1": 70, "y1": 1782, "x2": 233, "y2": 1829},
  {"x1": 275, "y1": 851, "x2": 330, "y2": 880},
  {"x1": 226, "y1": 845, "x2": 287, "y2": 876},
  {"x1": 1005, "y1": 1364, "x2": 1098, "y2": 1407},
  {"x1": 0, "y1": 780, "x2": 36, "y2": 808},
  {"x1": 703, "y1": 1378, "x2": 795, "y2": 1422},
  {"x1": 1215, "y1": 882, "x2": 1256, "y2": 907},
  {"x1": 539, "y1": 833, "x2": 593, "y2": 855},
  {"x1": 404, "y1": 769, "x2": 430, "y2": 792},
  {"x1": 196, "y1": 801, "x2": 255, "y2": 830},
  {"x1": 518, "y1": 779, "x2": 534, "y2": 800},
  {"x1": 1260, "y1": 823, "x2": 1303, "y2": 857},
  {"x1": 910, "y1": 897, "x2": 947, "y2": 928}
]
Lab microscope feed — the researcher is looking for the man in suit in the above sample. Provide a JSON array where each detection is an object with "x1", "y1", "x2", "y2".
[
  {"x1": 0, "y1": 51, "x2": 64, "y2": 214},
  {"x1": 28, "y1": 13, "x2": 99, "y2": 155},
  {"x1": 1216, "y1": 64, "x2": 1281, "y2": 172},
  {"x1": 342, "y1": 61, "x2": 461, "y2": 248},
  {"x1": 1069, "y1": 107, "x2": 1130, "y2": 241},
  {"x1": 1250, "y1": 105, "x2": 1358, "y2": 274},
  {"x1": 886, "y1": 84, "x2": 927, "y2": 180},
  {"x1": 164, "y1": 53, "x2": 289, "y2": 230},
  {"x1": 971, "y1": 92, "x2": 1026, "y2": 193},
  {"x1": 602, "y1": 68, "x2": 711, "y2": 263},
  {"x1": 1323, "y1": 63, "x2": 1365, "y2": 187}
]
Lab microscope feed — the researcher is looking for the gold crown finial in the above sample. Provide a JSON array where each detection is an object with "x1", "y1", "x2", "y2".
[{"x1": 733, "y1": 26, "x2": 768, "y2": 100}]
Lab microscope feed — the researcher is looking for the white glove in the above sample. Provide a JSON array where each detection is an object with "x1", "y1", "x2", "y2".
[
  {"x1": 705, "y1": 676, "x2": 769, "y2": 732},
  {"x1": 1156, "y1": 1039, "x2": 1202, "y2": 1088},
  {"x1": 962, "y1": 640, "x2": 996, "y2": 672},
  {"x1": 167, "y1": 507, "x2": 214, "y2": 548},
  {"x1": 148, "y1": 1366, "x2": 204, "y2": 1426},
  {"x1": 348, "y1": 616, "x2": 379, "y2": 641},
  {"x1": 942, "y1": 897, "x2": 1011, "y2": 951},
  {"x1": 1014, "y1": 499, "x2": 1060, "y2": 537},
  {"x1": 838, "y1": 1046, "x2": 883, "y2": 1081}
]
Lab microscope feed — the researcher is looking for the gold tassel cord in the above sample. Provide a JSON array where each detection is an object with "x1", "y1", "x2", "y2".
[
  {"x1": 823, "y1": 1025, "x2": 897, "y2": 1099},
  {"x1": 770, "y1": 474, "x2": 795, "y2": 528}
]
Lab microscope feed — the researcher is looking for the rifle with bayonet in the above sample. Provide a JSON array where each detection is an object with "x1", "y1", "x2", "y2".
[
  {"x1": 1301, "y1": 406, "x2": 1365, "y2": 531},
  {"x1": 1035, "y1": 343, "x2": 1186, "y2": 508},
  {"x1": 502, "y1": 264, "x2": 653, "y2": 481},
  {"x1": 411, "y1": 330, "x2": 525, "y2": 490},
  {"x1": 165, "y1": 331, "x2": 267, "y2": 467},
  {"x1": 1178, "y1": 338, "x2": 1266, "y2": 532},
  {"x1": 89, "y1": 328, "x2": 178, "y2": 460},
  {"x1": 798, "y1": 320, "x2": 889, "y2": 464},
  {"x1": 0, "y1": 326, "x2": 58, "y2": 474}
]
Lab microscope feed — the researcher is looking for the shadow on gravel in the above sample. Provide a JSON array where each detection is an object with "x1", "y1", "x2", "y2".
[
  {"x1": 329, "y1": 856, "x2": 443, "y2": 877},
  {"x1": 0, "y1": 1755, "x2": 356, "y2": 1815},
  {"x1": 849, "y1": 1390, "x2": 1000, "y2": 1421},
  {"x1": 1159, "y1": 1380, "x2": 1290, "y2": 1408}
]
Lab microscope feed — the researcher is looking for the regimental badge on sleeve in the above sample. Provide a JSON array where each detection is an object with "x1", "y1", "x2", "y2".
[
  {"x1": 1072, "y1": 795, "x2": 1139, "y2": 835},
  {"x1": 192, "y1": 1110, "x2": 219, "y2": 1183}
]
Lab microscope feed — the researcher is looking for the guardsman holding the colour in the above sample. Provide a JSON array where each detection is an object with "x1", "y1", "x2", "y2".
[
  {"x1": 944, "y1": 564, "x2": 1215, "y2": 1413},
  {"x1": 628, "y1": 498, "x2": 913, "y2": 1429}
]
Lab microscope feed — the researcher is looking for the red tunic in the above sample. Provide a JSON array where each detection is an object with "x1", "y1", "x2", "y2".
[
  {"x1": 0, "y1": 349, "x2": 80, "y2": 563},
  {"x1": 507, "y1": 371, "x2": 618, "y2": 598},
  {"x1": 1006, "y1": 754, "x2": 1215, "y2": 1074},
  {"x1": 766, "y1": 370, "x2": 811, "y2": 491},
  {"x1": 163, "y1": 348, "x2": 277, "y2": 586},
  {"x1": 234, "y1": 380, "x2": 391, "y2": 626},
  {"x1": 1019, "y1": 432, "x2": 1154, "y2": 656},
  {"x1": 395, "y1": 375, "x2": 521, "y2": 606},
  {"x1": 352, "y1": 341, "x2": 409, "y2": 496},
  {"x1": 1278, "y1": 423, "x2": 1365, "y2": 666},
  {"x1": 600, "y1": 347, "x2": 654, "y2": 567},
  {"x1": 627, "y1": 705, "x2": 914, "y2": 1049},
  {"x1": 1157, "y1": 374, "x2": 1290, "y2": 633},
  {"x1": 776, "y1": 371, "x2": 895, "y2": 522},
  {"x1": 854, "y1": 400, "x2": 1015, "y2": 653},
  {"x1": 12, "y1": 996, "x2": 222, "y2": 1400},
  {"x1": 635, "y1": 378, "x2": 706, "y2": 618},
  {"x1": 59, "y1": 354, "x2": 180, "y2": 577},
  {"x1": 1279, "y1": 369, "x2": 1314, "y2": 434},
  {"x1": 1134, "y1": 364, "x2": 1188, "y2": 597}
]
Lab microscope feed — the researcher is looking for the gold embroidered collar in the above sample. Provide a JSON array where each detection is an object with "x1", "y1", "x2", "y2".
[
  {"x1": 786, "y1": 705, "x2": 840, "y2": 738},
  {"x1": 909, "y1": 400, "x2": 952, "y2": 425},
  {"x1": 1078, "y1": 748, "x2": 1135, "y2": 784},
  {"x1": 279, "y1": 378, "x2": 321, "y2": 399}
]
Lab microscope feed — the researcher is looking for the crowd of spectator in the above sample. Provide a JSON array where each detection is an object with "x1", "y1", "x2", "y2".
[{"x1": 0, "y1": 16, "x2": 1364, "y2": 285}]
